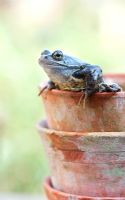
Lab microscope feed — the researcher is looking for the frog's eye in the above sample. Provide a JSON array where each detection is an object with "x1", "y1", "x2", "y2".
[{"x1": 52, "y1": 50, "x2": 63, "y2": 61}]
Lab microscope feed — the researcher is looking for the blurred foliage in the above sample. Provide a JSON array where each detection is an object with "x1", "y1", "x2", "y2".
[{"x1": 0, "y1": 0, "x2": 125, "y2": 193}]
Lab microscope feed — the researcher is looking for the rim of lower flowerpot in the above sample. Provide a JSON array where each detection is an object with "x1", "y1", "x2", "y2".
[
  {"x1": 44, "y1": 177, "x2": 125, "y2": 200},
  {"x1": 37, "y1": 120, "x2": 125, "y2": 137},
  {"x1": 37, "y1": 120, "x2": 125, "y2": 152},
  {"x1": 39, "y1": 121, "x2": 125, "y2": 196}
]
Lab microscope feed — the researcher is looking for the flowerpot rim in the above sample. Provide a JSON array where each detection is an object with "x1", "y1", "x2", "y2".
[
  {"x1": 41, "y1": 89, "x2": 125, "y2": 97},
  {"x1": 39, "y1": 83, "x2": 125, "y2": 98},
  {"x1": 37, "y1": 120, "x2": 125, "y2": 137},
  {"x1": 44, "y1": 177, "x2": 125, "y2": 200}
]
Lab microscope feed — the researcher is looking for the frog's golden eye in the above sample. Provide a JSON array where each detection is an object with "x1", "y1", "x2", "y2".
[{"x1": 52, "y1": 50, "x2": 63, "y2": 61}]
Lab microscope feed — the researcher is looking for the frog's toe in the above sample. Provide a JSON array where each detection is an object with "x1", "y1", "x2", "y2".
[
  {"x1": 47, "y1": 81, "x2": 56, "y2": 90},
  {"x1": 109, "y1": 83, "x2": 122, "y2": 92},
  {"x1": 98, "y1": 83, "x2": 108, "y2": 92},
  {"x1": 38, "y1": 81, "x2": 56, "y2": 96},
  {"x1": 99, "y1": 83, "x2": 121, "y2": 93}
]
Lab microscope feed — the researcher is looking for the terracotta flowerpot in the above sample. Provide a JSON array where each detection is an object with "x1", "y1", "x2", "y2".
[
  {"x1": 40, "y1": 87, "x2": 125, "y2": 132},
  {"x1": 104, "y1": 74, "x2": 125, "y2": 90},
  {"x1": 44, "y1": 177, "x2": 125, "y2": 200},
  {"x1": 38, "y1": 120, "x2": 125, "y2": 197}
]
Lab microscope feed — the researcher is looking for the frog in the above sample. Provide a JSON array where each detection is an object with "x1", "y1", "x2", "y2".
[{"x1": 38, "y1": 49, "x2": 121, "y2": 96}]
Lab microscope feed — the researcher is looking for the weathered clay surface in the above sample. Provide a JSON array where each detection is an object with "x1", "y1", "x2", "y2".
[
  {"x1": 38, "y1": 121, "x2": 125, "y2": 197},
  {"x1": 40, "y1": 88, "x2": 125, "y2": 132},
  {"x1": 44, "y1": 177, "x2": 125, "y2": 200}
]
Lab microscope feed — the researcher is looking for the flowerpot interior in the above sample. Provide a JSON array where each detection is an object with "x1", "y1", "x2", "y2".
[{"x1": 38, "y1": 121, "x2": 125, "y2": 197}]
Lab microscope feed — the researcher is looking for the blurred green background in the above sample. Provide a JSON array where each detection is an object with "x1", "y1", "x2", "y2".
[{"x1": 0, "y1": 0, "x2": 125, "y2": 193}]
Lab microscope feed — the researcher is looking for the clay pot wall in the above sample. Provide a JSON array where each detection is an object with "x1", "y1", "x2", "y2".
[
  {"x1": 38, "y1": 121, "x2": 125, "y2": 197},
  {"x1": 38, "y1": 74, "x2": 125, "y2": 199},
  {"x1": 44, "y1": 177, "x2": 125, "y2": 200},
  {"x1": 41, "y1": 90, "x2": 125, "y2": 132}
]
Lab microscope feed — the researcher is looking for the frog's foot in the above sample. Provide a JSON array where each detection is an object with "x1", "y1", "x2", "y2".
[
  {"x1": 99, "y1": 82, "x2": 122, "y2": 93},
  {"x1": 38, "y1": 81, "x2": 56, "y2": 96}
]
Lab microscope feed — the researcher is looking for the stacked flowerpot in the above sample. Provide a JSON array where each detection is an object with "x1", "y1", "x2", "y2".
[{"x1": 37, "y1": 74, "x2": 125, "y2": 200}]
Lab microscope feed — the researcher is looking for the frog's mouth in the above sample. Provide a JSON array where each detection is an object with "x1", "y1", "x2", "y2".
[{"x1": 39, "y1": 57, "x2": 84, "y2": 70}]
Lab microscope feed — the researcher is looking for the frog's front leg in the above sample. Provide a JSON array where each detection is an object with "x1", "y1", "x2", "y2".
[
  {"x1": 72, "y1": 65, "x2": 102, "y2": 96},
  {"x1": 38, "y1": 81, "x2": 56, "y2": 96},
  {"x1": 99, "y1": 82, "x2": 122, "y2": 93}
]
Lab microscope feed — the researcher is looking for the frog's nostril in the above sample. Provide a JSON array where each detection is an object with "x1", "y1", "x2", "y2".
[{"x1": 41, "y1": 50, "x2": 50, "y2": 55}]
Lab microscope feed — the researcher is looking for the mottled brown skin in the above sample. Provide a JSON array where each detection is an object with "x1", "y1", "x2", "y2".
[{"x1": 38, "y1": 50, "x2": 121, "y2": 96}]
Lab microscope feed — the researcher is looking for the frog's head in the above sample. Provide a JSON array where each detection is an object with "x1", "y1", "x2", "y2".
[{"x1": 38, "y1": 50, "x2": 85, "y2": 81}]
